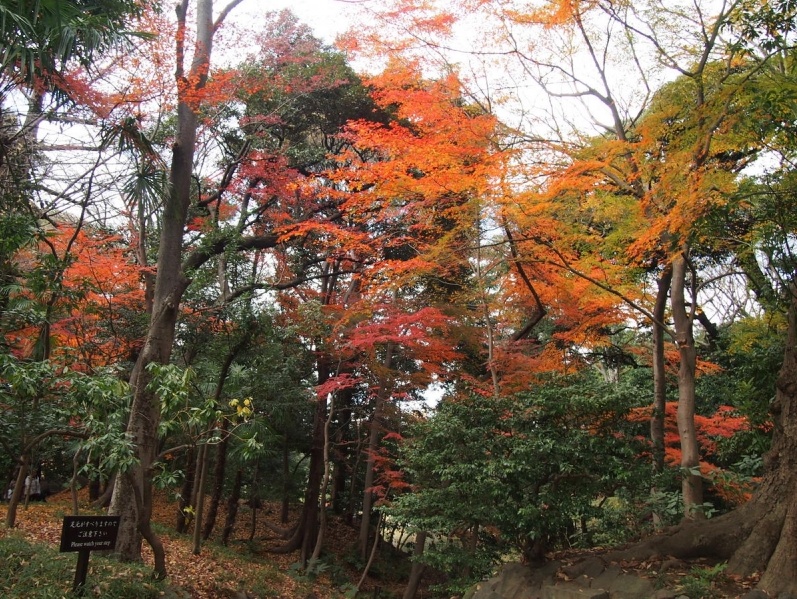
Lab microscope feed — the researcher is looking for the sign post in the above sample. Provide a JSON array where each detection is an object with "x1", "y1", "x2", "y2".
[{"x1": 59, "y1": 515, "x2": 120, "y2": 595}]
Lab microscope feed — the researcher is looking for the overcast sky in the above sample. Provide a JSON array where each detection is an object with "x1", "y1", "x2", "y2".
[{"x1": 238, "y1": 0, "x2": 363, "y2": 44}]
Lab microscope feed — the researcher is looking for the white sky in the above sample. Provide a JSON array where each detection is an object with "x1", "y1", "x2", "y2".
[{"x1": 237, "y1": 0, "x2": 363, "y2": 44}]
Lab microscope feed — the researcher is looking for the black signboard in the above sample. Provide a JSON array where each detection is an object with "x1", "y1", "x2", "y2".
[
  {"x1": 59, "y1": 515, "x2": 121, "y2": 595},
  {"x1": 59, "y1": 515, "x2": 120, "y2": 552}
]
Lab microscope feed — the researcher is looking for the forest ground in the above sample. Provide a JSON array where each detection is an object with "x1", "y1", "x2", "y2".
[
  {"x1": 0, "y1": 488, "x2": 762, "y2": 598},
  {"x1": 0, "y1": 487, "x2": 411, "y2": 598}
]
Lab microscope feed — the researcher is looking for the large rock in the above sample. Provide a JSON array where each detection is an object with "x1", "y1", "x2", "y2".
[
  {"x1": 465, "y1": 560, "x2": 658, "y2": 599},
  {"x1": 469, "y1": 562, "x2": 562, "y2": 599}
]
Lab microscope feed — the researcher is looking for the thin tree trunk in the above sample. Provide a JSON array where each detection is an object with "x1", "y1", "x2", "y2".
[
  {"x1": 358, "y1": 393, "x2": 384, "y2": 561},
  {"x1": 249, "y1": 462, "x2": 260, "y2": 542},
  {"x1": 273, "y1": 364, "x2": 328, "y2": 562},
  {"x1": 91, "y1": 473, "x2": 115, "y2": 509},
  {"x1": 359, "y1": 344, "x2": 393, "y2": 560},
  {"x1": 108, "y1": 0, "x2": 237, "y2": 570},
  {"x1": 462, "y1": 524, "x2": 479, "y2": 581},
  {"x1": 176, "y1": 446, "x2": 196, "y2": 533},
  {"x1": 71, "y1": 449, "x2": 81, "y2": 515},
  {"x1": 203, "y1": 419, "x2": 230, "y2": 540},
  {"x1": 402, "y1": 531, "x2": 427, "y2": 599},
  {"x1": 356, "y1": 512, "x2": 384, "y2": 593},
  {"x1": 671, "y1": 250, "x2": 703, "y2": 519},
  {"x1": 332, "y1": 387, "x2": 354, "y2": 521},
  {"x1": 651, "y1": 266, "x2": 672, "y2": 527},
  {"x1": 310, "y1": 392, "x2": 335, "y2": 564},
  {"x1": 281, "y1": 435, "x2": 291, "y2": 524},
  {"x1": 88, "y1": 457, "x2": 101, "y2": 502},
  {"x1": 5, "y1": 458, "x2": 29, "y2": 528},
  {"x1": 222, "y1": 468, "x2": 242, "y2": 546},
  {"x1": 192, "y1": 441, "x2": 211, "y2": 554}
]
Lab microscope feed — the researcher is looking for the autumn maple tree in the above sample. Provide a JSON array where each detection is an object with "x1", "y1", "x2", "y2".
[{"x1": 3, "y1": 0, "x2": 797, "y2": 595}]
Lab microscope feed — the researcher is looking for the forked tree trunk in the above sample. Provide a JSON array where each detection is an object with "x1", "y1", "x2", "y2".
[
  {"x1": 108, "y1": 0, "x2": 223, "y2": 574},
  {"x1": 615, "y1": 281, "x2": 797, "y2": 595}
]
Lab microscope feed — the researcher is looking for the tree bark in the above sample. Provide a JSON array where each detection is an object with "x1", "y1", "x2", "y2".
[
  {"x1": 176, "y1": 446, "x2": 196, "y2": 533},
  {"x1": 191, "y1": 441, "x2": 211, "y2": 554},
  {"x1": 108, "y1": 0, "x2": 226, "y2": 569},
  {"x1": 310, "y1": 391, "x2": 335, "y2": 564},
  {"x1": 5, "y1": 458, "x2": 29, "y2": 528},
  {"x1": 332, "y1": 386, "x2": 354, "y2": 522},
  {"x1": 402, "y1": 531, "x2": 427, "y2": 599},
  {"x1": 359, "y1": 343, "x2": 393, "y2": 560},
  {"x1": 203, "y1": 420, "x2": 230, "y2": 540},
  {"x1": 280, "y1": 435, "x2": 291, "y2": 524},
  {"x1": 671, "y1": 251, "x2": 703, "y2": 519},
  {"x1": 221, "y1": 468, "x2": 242, "y2": 546}
]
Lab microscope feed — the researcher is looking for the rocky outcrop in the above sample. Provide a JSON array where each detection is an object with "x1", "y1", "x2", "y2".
[{"x1": 463, "y1": 558, "x2": 756, "y2": 599}]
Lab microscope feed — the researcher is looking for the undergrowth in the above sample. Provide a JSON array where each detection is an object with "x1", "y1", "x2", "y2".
[{"x1": 0, "y1": 531, "x2": 174, "y2": 598}]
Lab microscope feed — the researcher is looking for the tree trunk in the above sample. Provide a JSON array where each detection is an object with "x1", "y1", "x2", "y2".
[
  {"x1": 176, "y1": 446, "x2": 196, "y2": 533},
  {"x1": 248, "y1": 462, "x2": 260, "y2": 542},
  {"x1": 731, "y1": 279, "x2": 797, "y2": 593},
  {"x1": 274, "y1": 379, "x2": 326, "y2": 562},
  {"x1": 203, "y1": 420, "x2": 230, "y2": 540},
  {"x1": 222, "y1": 468, "x2": 243, "y2": 546},
  {"x1": 359, "y1": 344, "x2": 393, "y2": 560},
  {"x1": 5, "y1": 458, "x2": 29, "y2": 528},
  {"x1": 281, "y1": 435, "x2": 291, "y2": 524},
  {"x1": 651, "y1": 266, "x2": 672, "y2": 476},
  {"x1": 107, "y1": 0, "x2": 223, "y2": 571},
  {"x1": 310, "y1": 392, "x2": 335, "y2": 564},
  {"x1": 462, "y1": 524, "x2": 479, "y2": 581},
  {"x1": 192, "y1": 441, "x2": 211, "y2": 554},
  {"x1": 358, "y1": 393, "x2": 384, "y2": 561},
  {"x1": 332, "y1": 387, "x2": 354, "y2": 521},
  {"x1": 403, "y1": 531, "x2": 427, "y2": 599},
  {"x1": 670, "y1": 251, "x2": 703, "y2": 519}
]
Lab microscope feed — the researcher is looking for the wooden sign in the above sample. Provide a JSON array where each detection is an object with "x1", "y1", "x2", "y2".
[
  {"x1": 59, "y1": 515, "x2": 121, "y2": 595},
  {"x1": 59, "y1": 515, "x2": 120, "y2": 552}
]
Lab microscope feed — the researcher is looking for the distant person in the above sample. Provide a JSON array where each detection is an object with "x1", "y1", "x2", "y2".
[{"x1": 24, "y1": 474, "x2": 43, "y2": 501}]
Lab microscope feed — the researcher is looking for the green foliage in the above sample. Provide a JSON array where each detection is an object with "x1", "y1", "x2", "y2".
[
  {"x1": 233, "y1": 11, "x2": 381, "y2": 171},
  {"x1": 0, "y1": 351, "x2": 134, "y2": 491},
  {"x1": 696, "y1": 316, "x2": 781, "y2": 470},
  {"x1": 388, "y1": 372, "x2": 650, "y2": 592},
  {"x1": 0, "y1": 0, "x2": 151, "y2": 92},
  {"x1": 678, "y1": 562, "x2": 728, "y2": 599}
]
